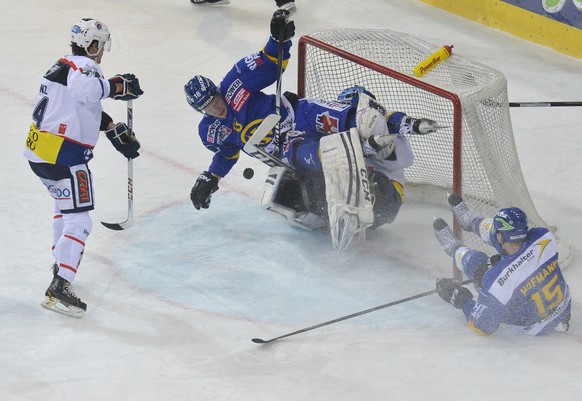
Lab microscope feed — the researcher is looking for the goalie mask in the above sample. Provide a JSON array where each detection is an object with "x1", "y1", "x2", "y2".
[
  {"x1": 337, "y1": 85, "x2": 376, "y2": 106},
  {"x1": 71, "y1": 18, "x2": 111, "y2": 56},
  {"x1": 493, "y1": 207, "x2": 528, "y2": 243},
  {"x1": 184, "y1": 75, "x2": 219, "y2": 112}
]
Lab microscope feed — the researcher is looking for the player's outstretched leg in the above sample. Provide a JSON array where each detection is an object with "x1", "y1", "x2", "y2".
[
  {"x1": 448, "y1": 193, "x2": 481, "y2": 232},
  {"x1": 41, "y1": 273, "x2": 87, "y2": 317},
  {"x1": 433, "y1": 218, "x2": 462, "y2": 256}
]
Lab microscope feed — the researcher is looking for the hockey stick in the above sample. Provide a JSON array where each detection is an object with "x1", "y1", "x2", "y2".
[
  {"x1": 101, "y1": 100, "x2": 134, "y2": 230},
  {"x1": 251, "y1": 278, "x2": 474, "y2": 344},
  {"x1": 271, "y1": 16, "x2": 286, "y2": 158},
  {"x1": 244, "y1": 113, "x2": 295, "y2": 171},
  {"x1": 509, "y1": 101, "x2": 582, "y2": 107}
]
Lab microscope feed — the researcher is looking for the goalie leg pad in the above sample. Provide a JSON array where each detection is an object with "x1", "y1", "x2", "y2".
[{"x1": 320, "y1": 128, "x2": 374, "y2": 250}]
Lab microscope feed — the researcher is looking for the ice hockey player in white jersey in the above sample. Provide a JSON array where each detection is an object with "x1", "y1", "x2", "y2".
[
  {"x1": 433, "y1": 194, "x2": 571, "y2": 335},
  {"x1": 23, "y1": 18, "x2": 144, "y2": 317}
]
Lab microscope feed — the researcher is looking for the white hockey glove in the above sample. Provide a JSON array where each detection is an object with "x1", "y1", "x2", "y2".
[
  {"x1": 363, "y1": 135, "x2": 397, "y2": 160},
  {"x1": 355, "y1": 93, "x2": 389, "y2": 140}
]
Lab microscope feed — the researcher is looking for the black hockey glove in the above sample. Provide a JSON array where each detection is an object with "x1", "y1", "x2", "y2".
[
  {"x1": 436, "y1": 278, "x2": 474, "y2": 309},
  {"x1": 109, "y1": 73, "x2": 144, "y2": 101},
  {"x1": 270, "y1": 9, "x2": 295, "y2": 42},
  {"x1": 473, "y1": 254, "x2": 501, "y2": 290},
  {"x1": 190, "y1": 171, "x2": 219, "y2": 210},
  {"x1": 401, "y1": 116, "x2": 441, "y2": 135},
  {"x1": 105, "y1": 123, "x2": 141, "y2": 159}
]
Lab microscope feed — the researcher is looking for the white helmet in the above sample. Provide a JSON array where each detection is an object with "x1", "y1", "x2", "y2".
[{"x1": 71, "y1": 18, "x2": 111, "y2": 56}]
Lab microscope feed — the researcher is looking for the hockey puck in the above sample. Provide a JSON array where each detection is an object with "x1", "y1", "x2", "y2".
[{"x1": 243, "y1": 168, "x2": 254, "y2": 179}]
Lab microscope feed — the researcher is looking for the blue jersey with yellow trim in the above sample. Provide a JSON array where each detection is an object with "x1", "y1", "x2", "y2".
[
  {"x1": 198, "y1": 37, "x2": 291, "y2": 177},
  {"x1": 461, "y1": 227, "x2": 571, "y2": 335},
  {"x1": 198, "y1": 37, "x2": 360, "y2": 178}
]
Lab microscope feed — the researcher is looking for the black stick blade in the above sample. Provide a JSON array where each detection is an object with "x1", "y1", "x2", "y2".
[
  {"x1": 101, "y1": 221, "x2": 130, "y2": 230},
  {"x1": 251, "y1": 338, "x2": 267, "y2": 344}
]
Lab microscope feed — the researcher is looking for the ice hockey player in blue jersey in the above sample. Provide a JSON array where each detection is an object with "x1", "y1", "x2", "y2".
[
  {"x1": 433, "y1": 194, "x2": 571, "y2": 336},
  {"x1": 184, "y1": 10, "x2": 441, "y2": 229}
]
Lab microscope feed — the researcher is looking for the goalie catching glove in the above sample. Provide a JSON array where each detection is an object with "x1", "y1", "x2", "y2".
[
  {"x1": 108, "y1": 73, "x2": 144, "y2": 101},
  {"x1": 105, "y1": 123, "x2": 140, "y2": 159},
  {"x1": 436, "y1": 278, "x2": 473, "y2": 309},
  {"x1": 190, "y1": 171, "x2": 219, "y2": 210}
]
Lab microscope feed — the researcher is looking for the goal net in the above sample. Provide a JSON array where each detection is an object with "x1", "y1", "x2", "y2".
[{"x1": 297, "y1": 28, "x2": 571, "y2": 266}]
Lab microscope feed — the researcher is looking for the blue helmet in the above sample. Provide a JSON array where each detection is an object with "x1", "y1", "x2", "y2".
[
  {"x1": 184, "y1": 75, "x2": 218, "y2": 111},
  {"x1": 337, "y1": 85, "x2": 376, "y2": 106},
  {"x1": 493, "y1": 207, "x2": 528, "y2": 242}
]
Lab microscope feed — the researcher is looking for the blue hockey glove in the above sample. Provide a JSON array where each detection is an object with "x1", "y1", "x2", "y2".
[
  {"x1": 436, "y1": 278, "x2": 473, "y2": 309},
  {"x1": 191, "y1": 171, "x2": 219, "y2": 210},
  {"x1": 473, "y1": 254, "x2": 501, "y2": 290}
]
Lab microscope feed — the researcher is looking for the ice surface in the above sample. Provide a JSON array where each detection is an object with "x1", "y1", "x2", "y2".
[{"x1": 1, "y1": 0, "x2": 581, "y2": 400}]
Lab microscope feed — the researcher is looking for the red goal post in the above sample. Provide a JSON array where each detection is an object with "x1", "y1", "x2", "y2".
[{"x1": 297, "y1": 29, "x2": 571, "y2": 267}]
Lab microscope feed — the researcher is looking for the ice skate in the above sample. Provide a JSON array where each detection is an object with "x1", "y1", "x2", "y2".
[
  {"x1": 448, "y1": 193, "x2": 481, "y2": 232},
  {"x1": 433, "y1": 218, "x2": 462, "y2": 256},
  {"x1": 41, "y1": 274, "x2": 87, "y2": 318}
]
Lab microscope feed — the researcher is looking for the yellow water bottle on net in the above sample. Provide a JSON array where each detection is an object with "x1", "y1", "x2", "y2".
[{"x1": 412, "y1": 45, "x2": 454, "y2": 77}]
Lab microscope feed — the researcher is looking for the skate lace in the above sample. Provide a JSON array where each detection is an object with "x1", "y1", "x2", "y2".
[
  {"x1": 399, "y1": 120, "x2": 413, "y2": 135},
  {"x1": 452, "y1": 201, "x2": 475, "y2": 229},
  {"x1": 63, "y1": 282, "x2": 81, "y2": 301},
  {"x1": 433, "y1": 219, "x2": 461, "y2": 256},
  {"x1": 436, "y1": 225, "x2": 457, "y2": 248}
]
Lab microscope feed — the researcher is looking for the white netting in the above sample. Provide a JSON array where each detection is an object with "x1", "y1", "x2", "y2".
[{"x1": 299, "y1": 28, "x2": 571, "y2": 265}]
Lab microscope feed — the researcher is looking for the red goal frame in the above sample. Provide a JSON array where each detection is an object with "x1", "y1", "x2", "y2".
[{"x1": 297, "y1": 34, "x2": 464, "y2": 197}]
